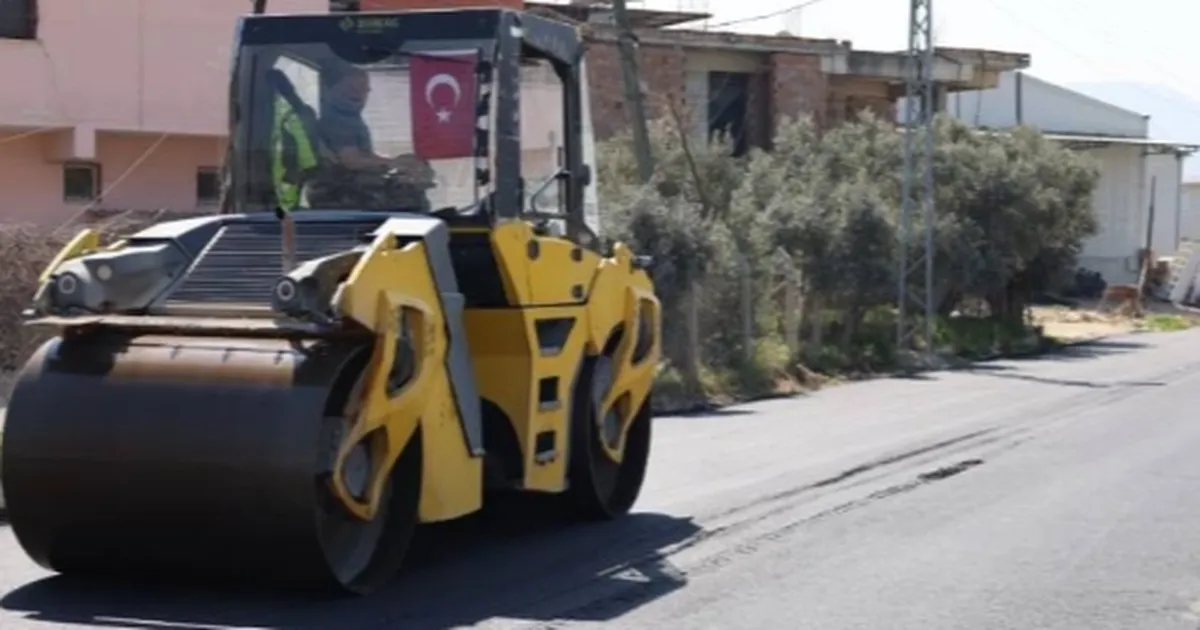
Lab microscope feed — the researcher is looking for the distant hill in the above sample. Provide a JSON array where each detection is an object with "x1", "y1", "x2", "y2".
[{"x1": 1065, "y1": 81, "x2": 1200, "y2": 180}]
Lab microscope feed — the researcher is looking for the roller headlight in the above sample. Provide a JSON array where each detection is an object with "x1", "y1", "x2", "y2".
[
  {"x1": 55, "y1": 272, "x2": 81, "y2": 297},
  {"x1": 274, "y1": 277, "x2": 299, "y2": 305}
]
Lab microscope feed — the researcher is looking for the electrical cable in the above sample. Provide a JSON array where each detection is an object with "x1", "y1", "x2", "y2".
[
  {"x1": 704, "y1": 0, "x2": 837, "y2": 30},
  {"x1": 52, "y1": 132, "x2": 170, "y2": 235},
  {"x1": 981, "y1": 0, "x2": 1200, "y2": 113}
]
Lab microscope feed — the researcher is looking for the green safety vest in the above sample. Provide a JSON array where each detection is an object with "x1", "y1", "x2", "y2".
[{"x1": 271, "y1": 94, "x2": 318, "y2": 213}]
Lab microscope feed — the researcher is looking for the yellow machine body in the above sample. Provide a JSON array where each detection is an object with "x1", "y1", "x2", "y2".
[{"x1": 329, "y1": 218, "x2": 661, "y2": 524}]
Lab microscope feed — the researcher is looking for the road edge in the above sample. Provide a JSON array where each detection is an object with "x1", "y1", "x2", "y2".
[{"x1": 653, "y1": 331, "x2": 1124, "y2": 417}]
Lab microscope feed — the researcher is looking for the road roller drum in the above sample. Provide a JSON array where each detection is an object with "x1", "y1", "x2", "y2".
[{"x1": 3, "y1": 333, "x2": 419, "y2": 592}]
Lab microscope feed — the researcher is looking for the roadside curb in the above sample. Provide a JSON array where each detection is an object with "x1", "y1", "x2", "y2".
[
  {"x1": 652, "y1": 333, "x2": 1129, "y2": 416},
  {"x1": 653, "y1": 389, "x2": 801, "y2": 418}
]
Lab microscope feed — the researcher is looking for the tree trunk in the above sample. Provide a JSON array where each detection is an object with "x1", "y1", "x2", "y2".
[
  {"x1": 681, "y1": 283, "x2": 704, "y2": 393},
  {"x1": 838, "y1": 300, "x2": 864, "y2": 352}
]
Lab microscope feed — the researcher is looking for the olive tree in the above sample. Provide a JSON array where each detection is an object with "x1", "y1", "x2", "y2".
[{"x1": 596, "y1": 107, "x2": 1101, "y2": 393}]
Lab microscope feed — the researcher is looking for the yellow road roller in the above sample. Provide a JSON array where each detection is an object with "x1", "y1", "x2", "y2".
[{"x1": 2, "y1": 2, "x2": 661, "y2": 595}]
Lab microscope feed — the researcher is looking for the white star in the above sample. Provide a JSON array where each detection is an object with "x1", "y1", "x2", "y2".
[{"x1": 436, "y1": 108, "x2": 451, "y2": 123}]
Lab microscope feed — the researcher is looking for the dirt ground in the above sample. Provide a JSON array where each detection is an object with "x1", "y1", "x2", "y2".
[{"x1": 1030, "y1": 298, "x2": 1200, "y2": 343}]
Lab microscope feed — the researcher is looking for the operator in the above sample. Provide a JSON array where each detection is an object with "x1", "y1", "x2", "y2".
[
  {"x1": 270, "y1": 91, "x2": 318, "y2": 215},
  {"x1": 318, "y1": 64, "x2": 433, "y2": 180}
]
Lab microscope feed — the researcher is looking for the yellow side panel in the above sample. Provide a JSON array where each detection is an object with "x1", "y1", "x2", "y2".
[
  {"x1": 463, "y1": 305, "x2": 590, "y2": 492},
  {"x1": 488, "y1": 222, "x2": 596, "y2": 306},
  {"x1": 578, "y1": 244, "x2": 661, "y2": 458},
  {"x1": 521, "y1": 305, "x2": 588, "y2": 491},
  {"x1": 336, "y1": 238, "x2": 483, "y2": 523},
  {"x1": 465, "y1": 224, "x2": 662, "y2": 493},
  {"x1": 527, "y1": 238, "x2": 596, "y2": 305},
  {"x1": 462, "y1": 308, "x2": 532, "y2": 459},
  {"x1": 579, "y1": 256, "x2": 628, "y2": 355},
  {"x1": 415, "y1": 363, "x2": 482, "y2": 522},
  {"x1": 487, "y1": 223, "x2": 532, "y2": 304}
]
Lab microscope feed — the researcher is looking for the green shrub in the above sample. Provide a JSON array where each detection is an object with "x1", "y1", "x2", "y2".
[{"x1": 599, "y1": 110, "x2": 1100, "y2": 408}]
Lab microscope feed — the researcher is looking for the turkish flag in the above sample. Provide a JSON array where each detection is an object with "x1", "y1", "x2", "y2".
[{"x1": 410, "y1": 52, "x2": 478, "y2": 160}]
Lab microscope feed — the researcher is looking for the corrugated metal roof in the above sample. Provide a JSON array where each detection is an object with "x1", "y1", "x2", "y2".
[
  {"x1": 967, "y1": 128, "x2": 1200, "y2": 153},
  {"x1": 1041, "y1": 133, "x2": 1200, "y2": 153}
]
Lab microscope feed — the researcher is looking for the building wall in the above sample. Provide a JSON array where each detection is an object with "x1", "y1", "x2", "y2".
[
  {"x1": 945, "y1": 71, "x2": 1148, "y2": 137},
  {"x1": 0, "y1": 0, "x2": 324, "y2": 225},
  {"x1": 0, "y1": 131, "x2": 226, "y2": 227},
  {"x1": 768, "y1": 52, "x2": 828, "y2": 132},
  {"x1": 583, "y1": 39, "x2": 831, "y2": 144},
  {"x1": 1076, "y1": 145, "x2": 1151, "y2": 285},
  {"x1": 1183, "y1": 183, "x2": 1200, "y2": 242},
  {"x1": 827, "y1": 76, "x2": 895, "y2": 126},
  {"x1": 585, "y1": 41, "x2": 685, "y2": 140},
  {"x1": 1145, "y1": 152, "x2": 1185, "y2": 255},
  {"x1": 1075, "y1": 148, "x2": 1189, "y2": 282},
  {"x1": 0, "y1": 0, "x2": 326, "y2": 135}
]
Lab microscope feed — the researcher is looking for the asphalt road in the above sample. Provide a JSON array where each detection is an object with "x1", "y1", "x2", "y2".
[{"x1": 1, "y1": 331, "x2": 1200, "y2": 629}]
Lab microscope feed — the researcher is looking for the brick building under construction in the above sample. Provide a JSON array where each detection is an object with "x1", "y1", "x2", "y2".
[{"x1": 530, "y1": 1, "x2": 1030, "y2": 153}]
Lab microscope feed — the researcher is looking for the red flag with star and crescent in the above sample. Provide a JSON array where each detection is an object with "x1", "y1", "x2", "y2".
[{"x1": 410, "y1": 51, "x2": 478, "y2": 159}]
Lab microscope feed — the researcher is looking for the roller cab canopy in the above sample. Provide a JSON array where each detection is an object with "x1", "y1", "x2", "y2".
[{"x1": 225, "y1": 7, "x2": 597, "y2": 243}]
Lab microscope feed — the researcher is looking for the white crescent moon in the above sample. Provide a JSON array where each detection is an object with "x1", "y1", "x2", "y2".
[{"x1": 425, "y1": 73, "x2": 462, "y2": 108}]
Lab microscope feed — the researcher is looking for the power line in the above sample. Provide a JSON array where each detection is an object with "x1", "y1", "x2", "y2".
[
  {"x1": 981, "y1": 0, "x2": 1200, "y2": 111},
  {"x1": 1039, "y1": 0, "x2": 1200, "y2": 113},
  {"x1": 704, "y1": 0, "x2": 836, "y2": 30},
  {"x1": 977, "y1": 0, "x2": 1200, "y2": 177}
]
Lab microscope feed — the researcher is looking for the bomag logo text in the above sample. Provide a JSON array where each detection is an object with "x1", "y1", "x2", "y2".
[{"x1": 340, "y1": 16, "x2": 400, "y2": 32}]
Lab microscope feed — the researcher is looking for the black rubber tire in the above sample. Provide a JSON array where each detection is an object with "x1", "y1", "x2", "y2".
[
  {"x1": 563, "y1": 354, "x2": 653, "y2": 521},
  {"x1": 315, "y1": 428, "x2": 422, "y2": 596},
  {"x1": 314, "y1": 347, "x2": 423, "y2": 596}
]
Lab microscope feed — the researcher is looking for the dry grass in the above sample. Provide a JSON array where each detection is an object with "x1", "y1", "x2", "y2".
[
  {"x1": 0, "y1": 210, "x2": 194, "y2": 403},
  {"x1": 0, "y1": 224, "x2": 67, "y2": 379}
]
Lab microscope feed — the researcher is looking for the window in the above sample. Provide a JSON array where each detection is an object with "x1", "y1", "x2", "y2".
[
  {"x1": 0, "y1": 0, "x2": 37, "y2": 40},
  {"x1": 521, "y1": 59, "x2": 566, "y2": 217},
  {"x1": 196, "y1": 167, "x2": 221, "y2": 205},
  {"x1": 707, "y1": 71, "x2": 750, "y2": 157},
  {"x1": 62, "y1": 163, "x2": 99, "y2": 203}
]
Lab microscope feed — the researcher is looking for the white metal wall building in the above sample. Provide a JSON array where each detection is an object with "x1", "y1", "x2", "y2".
[
  {"x1": 944, "y1": 71, "x2": 1198, "y2": 285},
  {"x1": 1182, "y1": 182, "x2": 1200, "y2": 241}
]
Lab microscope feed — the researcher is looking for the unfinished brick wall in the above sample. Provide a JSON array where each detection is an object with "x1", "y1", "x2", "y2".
[
  {"x1": 584, "y1": 41, "x2": 627, "y2": 140},
  {"x1": 768, "y1": 52, "x2": 828, "y2": 131},
  {"x1": 844, "y1": 96, "x2": 897, "y2": 123},
  {"x1": 744, "y1": 71, "x2": 771, "y2": 149},
  {"x1": 586, "y1": 41, "x2": 838, "y2": 146},
  {"x1": 586, "y1": 40, "x2": 688, "y2": 140}
]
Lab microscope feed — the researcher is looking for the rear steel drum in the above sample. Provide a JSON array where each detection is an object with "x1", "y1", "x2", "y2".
[{"x1": 1, "y1": 331, "x2": 418, "y2": 593}]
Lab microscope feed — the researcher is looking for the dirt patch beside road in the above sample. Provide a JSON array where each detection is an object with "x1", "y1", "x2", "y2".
[
  {"x1": 1031, "y1": 306, "x2": 1139, "y2": 342},
  {"x1": 1031, "y1": 300, "x2": 1200, "y2": 343}
]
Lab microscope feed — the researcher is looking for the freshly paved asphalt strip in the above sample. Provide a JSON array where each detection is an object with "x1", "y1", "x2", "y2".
[{"x1": 0, "y1": 332, "x2": 1198, "y2": 628}]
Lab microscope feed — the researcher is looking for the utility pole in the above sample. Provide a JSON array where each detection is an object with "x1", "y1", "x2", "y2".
[
  {"x1": 897, "y1": 0, "x2": 936, "y2": 357},
  {"x1": 610, "y1": 0, "x2": 654, "y2": 183}
]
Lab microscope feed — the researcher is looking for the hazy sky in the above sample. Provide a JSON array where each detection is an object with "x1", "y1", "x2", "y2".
[{"x1": 644, "y1": 0, "x2": 1200, "y2": 103}]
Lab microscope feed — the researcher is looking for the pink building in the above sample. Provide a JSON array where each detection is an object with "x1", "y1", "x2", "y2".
[{"x1": 0, "y1": 0, "x2": 326, "y2": 227}]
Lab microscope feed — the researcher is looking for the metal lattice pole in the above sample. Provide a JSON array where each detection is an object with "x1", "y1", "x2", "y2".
[{"x1": 897, "y1": 0, "x2": 936, "y2": 356}]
